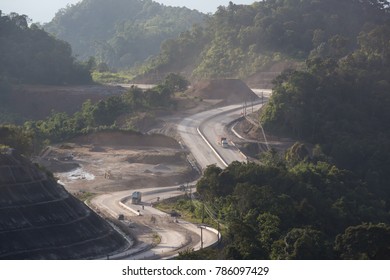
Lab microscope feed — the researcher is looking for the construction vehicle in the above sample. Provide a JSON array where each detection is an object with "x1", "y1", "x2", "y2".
[
  {"x1": 131, "y1": 191, "x2": 142, "y2": 204},
  {"x1": 217, "y1": 136, "x2": 229, "y2": 148}
]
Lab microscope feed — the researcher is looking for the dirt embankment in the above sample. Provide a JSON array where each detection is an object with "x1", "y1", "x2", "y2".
[
  {"x1": 71, "y1": 131, "x2": 180, "y2": 149},
  {"x1": 245, "y1": 60, "x2": 302, "y2": 88},
  {"x1": 19, "y1": 79, "x2": 266, "y2": 194},
  {"x1": 6, "y1": 84, "x2": 126, "y2": 120},
  {"x1": 38, "y1": 131, "x2": 196, "y2": 194},
  {"x1": 185, "y1": 79, "x2": 259, "y2": 106}
]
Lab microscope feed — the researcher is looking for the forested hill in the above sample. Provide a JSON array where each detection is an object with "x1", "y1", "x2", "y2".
[
  {"x1": 138, "y1": 0, "x2": 390, "y2": 80},
  {"x1": 0, "y1": 12, "x2": 91, "y2": 85},
  {"x1": 44, "y1": 0, "x2": 205, "y2": 69}
]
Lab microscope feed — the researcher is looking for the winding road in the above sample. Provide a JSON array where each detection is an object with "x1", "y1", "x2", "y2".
[
  {"x1": 91, "y1": 88, "x2": 271, "y2": 259},
  {"x1": 91, "y1": 186, "x2": 218, "y2": 259},
  {"x1": 179, "y1": 89, "x2": 271, "y2": 169}
]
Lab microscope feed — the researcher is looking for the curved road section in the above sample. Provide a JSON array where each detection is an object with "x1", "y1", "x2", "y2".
[
  {"x1": 179, "y1": 94, "x2": 269, "y2": 169},
  {"x1": 91, "y1": 89, "x2": 270, "y2": 259},
  {"x1": 91, "y1": 186, "x2": 218, "y2": 259}
]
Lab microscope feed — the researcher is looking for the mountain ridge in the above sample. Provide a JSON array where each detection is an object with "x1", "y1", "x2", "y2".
[{"x1": 44, "y1": 0, "x2": 206, "y2": 69}]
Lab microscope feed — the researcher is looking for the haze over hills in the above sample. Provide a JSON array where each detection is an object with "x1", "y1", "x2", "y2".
[
  {"x1": 1, "y1": 0, "x2": 390, "y2": 261},
  {"x1": 0, "y1": 0, "x2": 255, "y2": 23},
  {"x1": 0, "y1": 12, "x2": 91, "y2": 86},
  {"x1": 137, "y1": 0, "x2": 390, "y2": 82},
  {"x1": 44, "y1": 0, "x2": 206, "y2": 69}
]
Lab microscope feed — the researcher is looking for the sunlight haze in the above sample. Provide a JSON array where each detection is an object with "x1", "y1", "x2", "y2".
[{"x1": 1, "y1": 0, "x2": 255, "y2": 23}]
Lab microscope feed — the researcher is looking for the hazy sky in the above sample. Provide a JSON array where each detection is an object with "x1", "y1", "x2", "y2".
[{"x1": 1, "y1": 0, "x2": 256, "y2": 23}]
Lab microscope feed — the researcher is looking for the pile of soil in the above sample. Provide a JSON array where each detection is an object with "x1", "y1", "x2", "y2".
[{"x1": 186, "y1": 79, "x2": 259, "y2": 105}]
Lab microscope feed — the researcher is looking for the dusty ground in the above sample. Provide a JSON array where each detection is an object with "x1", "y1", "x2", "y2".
[
  {"x1": 27, "y1": 80, "x2": 289, "y2": 257},
  {"x1": 38, "y1": 131, "x2": 196, "y2": 194},
  {"x1": 27, "y1": 79, "x2": 261, "y2": 197},
  {"x1": 28, "y1": 79, "x2": 293, "y2": 197}
]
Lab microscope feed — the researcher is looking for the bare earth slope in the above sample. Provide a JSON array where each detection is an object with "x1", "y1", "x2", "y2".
[
  {"x1": 0, "y1": 149, "x2": 127, "y2": 259},
  {"x1": 186, "y1": 79, "x2": 258, "y2": 106},
  {"x1": 5, "y1": 84, "x2": 126, "y2": 120}
]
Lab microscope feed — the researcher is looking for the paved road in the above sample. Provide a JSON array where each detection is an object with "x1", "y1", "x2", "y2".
[
  {"x1": 178, "y1": 89, "x2": 271, "y2": 169},
  {"x1": 91, "y1": 186, "x2": 218, "y2": 259},
  {"x1": 91, "y1": 88, "x2": 271, "y2": 259}
]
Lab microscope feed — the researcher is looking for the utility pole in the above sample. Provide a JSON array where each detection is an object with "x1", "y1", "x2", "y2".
[
  {"x1": 200, "y1": 226, "x2": 204, "y2": 249},
  {"x1": 217, "y1": 221, "x2": 220, "y2": 243},
  {"x1": 202, "y1": 203, "x2": 205, "y2": 223}
]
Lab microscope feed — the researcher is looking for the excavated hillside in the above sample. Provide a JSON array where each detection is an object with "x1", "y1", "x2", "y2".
[
  {"x1": 186, "y1": 79, "x2": 258, "y2": 105},
  {"x1": 0, "y1": 149, "x2": 128, "y2": 259}
]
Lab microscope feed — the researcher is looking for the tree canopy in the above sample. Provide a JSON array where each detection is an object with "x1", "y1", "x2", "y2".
[
  {"x1": 192, "y1": 148, "x2": 390, "y2": 259},
  {"x1": 261, "y1": 20, "x2": 390, "y2": 201},
  {"x1": 0, "y1": 12, "x2": 92, "y2": 85},
  {"x1": 44, "y1": 0, "x2": 205, "y2": 69},
  {"x1": 140, "y1": 0, "x2": 390, "y2": 79}
]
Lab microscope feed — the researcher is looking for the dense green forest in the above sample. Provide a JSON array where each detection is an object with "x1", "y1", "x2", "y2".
[
  {"x1": 186, "y1": 152, "x2": 390, "y2": 259},
  {"x1": 44, "y1": 0, "x2": 205, "y2": 69},
  {"x1": 261, "y1": 22, "x2": 390, "y2": 204},
  {"x1": 170, "y1": 0, "x2": 390, "y2": 260},
  {"x1": 0, "y1": 12, "x2": 92, "y2": 85},
  {"x1": 2, "y1": 0, "x2": 390, "y2": 260},
  {"x1": 139, "y1": 0, "x2": 390, "y2": 79}
]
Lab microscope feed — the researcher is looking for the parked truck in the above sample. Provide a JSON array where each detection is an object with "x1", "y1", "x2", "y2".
[
  {"x1": 217, "y1": 136, "x2": 229, "y2": 148},
  {"x1": 131, "y1": 191, "x2": 142, "y2": 204}
]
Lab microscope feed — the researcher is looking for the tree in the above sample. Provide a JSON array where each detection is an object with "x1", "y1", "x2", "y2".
[
  {"x1": 257, "y1": 212, "x2": 281, "y2": 254},
  {"x1": 162, "y1": 73, "x2": 189, "y2": 92},
  {"x1": 0, "y1": 125, "x2": 34, "y2": 155},
  {"x1": 335, "y1": 223, "x2": 390, "y2": 260},
  {"x1": 0, "y1": 12, "x2": 91, "y2": 85},
  {"x1": 273, "y1": 228, "x2": 332, "y2": 260},
  {"x1": 44, "y1": 0, "x2": 205, "y2": 69}
]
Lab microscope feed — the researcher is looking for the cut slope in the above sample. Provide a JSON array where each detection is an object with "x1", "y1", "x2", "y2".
[
  {"x1": 0, "y1": 149, "x2": 127, "y2": 259},
  {"x1": 5, "y1": 85, "x2": 126, "y2": 121},
  {"x1": 186, "y1": 79, "x2": 258, "y2": 105}
]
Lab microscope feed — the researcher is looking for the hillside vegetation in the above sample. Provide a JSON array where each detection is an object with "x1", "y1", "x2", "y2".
[
  {"x1": 0, "y1": 12, "x2": 92, "y2": 85},
  {"x1": 261, "y1": 21, "x2": 390, "y2": 204},
  {"x1": 138, "y1": 0, "x2": 389, "y2": 80},
  {"x1": 2, "y1": 0, "x2": 390, "y2": 260},
  {"x1": 0, "y1": 12, "x2": 93, "y2": 124},
  {"x1": 169, "y1": 0, "x2": 390, "y2": 260},
  {"x1": 190, "y1": 156, "x2": 390, "y2": 259},
  {"x1": 44, "y1": 0, "x2": 205, "y2": 69}
]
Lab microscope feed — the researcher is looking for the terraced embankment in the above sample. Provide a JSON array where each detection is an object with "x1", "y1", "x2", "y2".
[{"x1": 0, "y1": 150, "x2": 128, "y2": 259}]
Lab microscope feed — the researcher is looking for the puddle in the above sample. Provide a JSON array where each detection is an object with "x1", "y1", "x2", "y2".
[{"x1": 62, "y1": 167, "x2": 95, "y2": 181}]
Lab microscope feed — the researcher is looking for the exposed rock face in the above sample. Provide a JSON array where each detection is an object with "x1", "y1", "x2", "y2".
[{"x1": 0, "y1": 150, "x2": 127, "y2": 259}]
